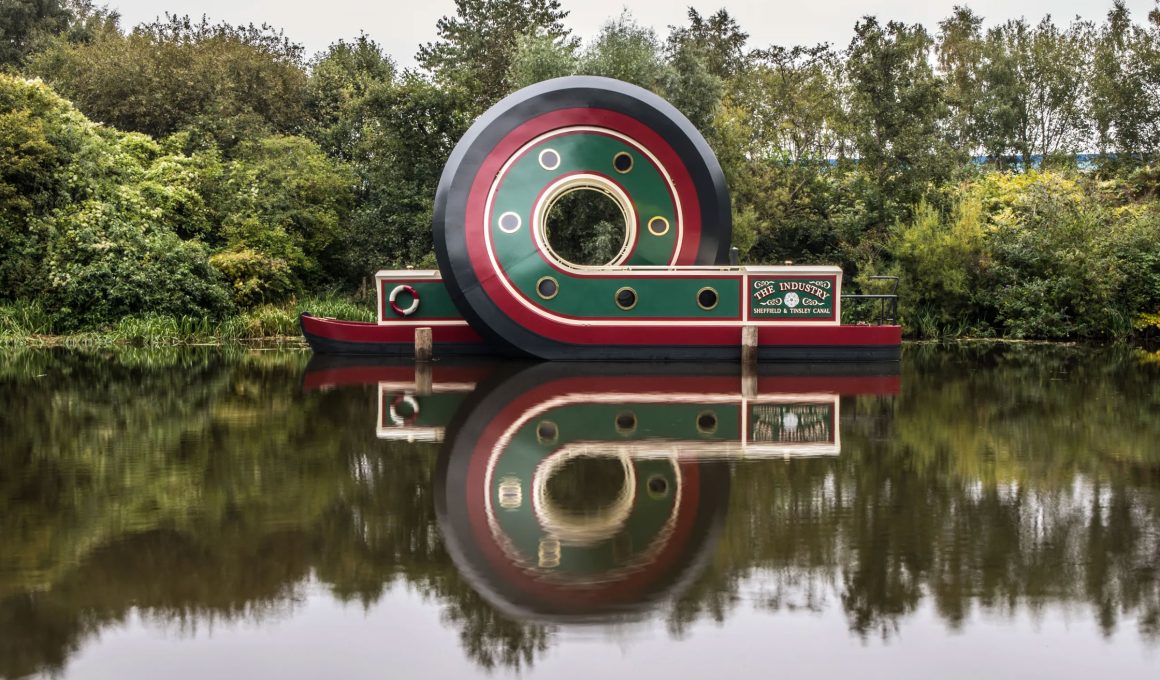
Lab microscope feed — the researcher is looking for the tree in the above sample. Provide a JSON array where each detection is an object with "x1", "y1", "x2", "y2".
[
  {"x1": 216, "y1": 135, "x2": 356, "y2": 293},
  {"x1": 417, "y1": 0, "x2": 572, "y2": 112},
  {"x1": 663, "y1": 8, "x2": 742, "y2": 136},
  {"x1": 507, "y1": 32, "x2": 578, "y2": 90},
  {"x1": 978, "y1": 17, "x2": 1093, "y2": 168},
  {"x1": 665, "y1": 8, "x2": 749, "y2": 80},
  {"x1": 936, "y1": 6, "x2": 986, "y2": 157},
  {"x1": 577, "y1": 11, "x2": 668, "y2": 89},
  {"x1": 1091, "y1": 1, "x2": 1159, "y2": 160},
  {"x1": 722, "y1": 44, "x2": 849, "y2": 265},
  {"x1": 0, "y1": 0, "x2": 71, "y2": 67},
  {"x1": 976, "y1": 22, "x2": 1026, "y2": 166},
  {"x1": 307, "y1": 35, "x2": 396, "y2": 160},
  {"x1": 737, "y1": 44, "x2": 844, "y2": 163},
  {"x1": 844, "y1": 17, "x2": 950, "y2": 227},
  {"x1": 0, "y1": 75, "x2": 234, "y2": 324},
  {"x1": 1023, "y1": 17, "x2": 1094, "y2": 165},
  {"x1": 26, "y1": 14, "x2": 310, "y2": 148},
  {"x1": 334, "y1": 73, "x2": 469, "y2": 280}
]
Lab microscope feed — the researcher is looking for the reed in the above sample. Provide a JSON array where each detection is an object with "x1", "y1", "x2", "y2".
[{"x1": 0, "y1": 295, "x2": 375, "y2": 347}]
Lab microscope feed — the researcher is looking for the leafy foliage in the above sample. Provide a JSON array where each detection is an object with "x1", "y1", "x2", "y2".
[
  {"x1": 0, "y1": 75, "x2": 234, "y2": 326},
  {"x1": 25, "y1": 13, "x2": 309, "y2": 147},
  {"x1": 887, "y1": 170, "x2": 1160, "y2": 339},
  {"x1": 217, "y1": 135, "x2": 355, "y2": 290},
  {"x1": 2, "y1": 4, "x2": 1160, "y2": 340},
  {"x1": 0, "y1": 0, "x2": 73, "y2": 67},
  {"x1": 417, "y1": 0, "x2": 572, "y2": 112}
]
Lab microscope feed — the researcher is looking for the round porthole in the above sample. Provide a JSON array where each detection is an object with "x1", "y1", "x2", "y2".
[
  {"x1": 498, "y1": 211, "x2": 522, "y2": 234},
  {"x1": 538, "y1": 148, "x2": 561, "y2": 170},
  {"x1": 647, "y1": 474, "x2": 670, "y2": 498},
  {"x1": 613, "y1": 151, "x2": 634, "y2": 174},
  {"x1": 647, "y1": 216, "x2": 670, "y2": 236},
  {"x1": 697, "y1": 287, "x2": 719, "y2": 311},
  {"x1": 536, "y1": 276, "x2": 559, "y2": 300},
  {"x1": 615, "y1": 287, "x2": 637, "y2": 311},
  {"x1": 615, "y1": 411, "x2": 637, "y2": 435},
  {"x1": 536, "y1": 420, "x2": 559, "y2": 445},
  {"x1": 696, "y1": 410, "x2": 718, "y2": 435}
]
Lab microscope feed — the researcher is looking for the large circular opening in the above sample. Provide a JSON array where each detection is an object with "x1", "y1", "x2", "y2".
[
  {"x1": 544, "y1": 455, "x2": 628, "y2": 516},
  {"x1": 535, "y1": 452, "x2": 637, "y2": 545},
  {"x1": 543, "y1": 187, "x2": 630, "y2": 267}
]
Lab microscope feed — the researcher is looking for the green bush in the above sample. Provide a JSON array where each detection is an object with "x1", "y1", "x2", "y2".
[
  {"x1": 43, "y1": 193, "x2": 233, "y2": 330},
  {"x1": 217, "y1": 135, "x2": 355, "y2": 289},
  {"x1": 209, "y1": 247, "x2": 295, "y2": 308},
  {"x1": 882, "y1": 170, "x2": 1160, "y2": 340},
  {"x1": 986, "y1": 184, "x2": 1127, "y2": 339},
  {"x1": 891, "y1": 196, "x2": 988, "y2": 335}
]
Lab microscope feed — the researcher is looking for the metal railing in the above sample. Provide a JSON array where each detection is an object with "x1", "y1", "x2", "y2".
[{"x1": 841, "y1": 276, "x2": 899, "y2": 326}]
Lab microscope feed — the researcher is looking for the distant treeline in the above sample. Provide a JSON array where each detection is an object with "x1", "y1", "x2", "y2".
[{"x1": 1, "y1": 0, "x2": 1159, "y2": 339}]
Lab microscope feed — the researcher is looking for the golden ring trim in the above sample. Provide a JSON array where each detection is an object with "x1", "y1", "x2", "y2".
[
  {"x1": 614, "y1": 286, "x2": 638, "y2": 311},
  {"x1": 612, "y1": 151, "x2": 634, "y2": 174},
  {"x1": 536, "y1": 275, "x2": 560, "y2": 300},
  {"x1": 647, "y1": 216, "x2": 670, "y2": 237},
  {"x1": 696, "y1": 409, "x2": 719, "y2": 435},
  {"x1": 696, "y1": 286, "x2": 719, "y2": 311}
]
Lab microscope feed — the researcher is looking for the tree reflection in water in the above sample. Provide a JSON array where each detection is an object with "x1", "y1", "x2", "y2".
[{"x1": 0, "y1": 344, "x2": 1157, "y2": 678}]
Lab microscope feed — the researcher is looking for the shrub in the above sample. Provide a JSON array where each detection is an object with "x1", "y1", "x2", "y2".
[
  {"x1": 209, "y1": 248, "x2": 295, "y2": 307},
  {"x1": 890, "y1": 196, "x2": 988, "y2": 335},
  {"x1": 43, "y1": 193, "x2": 233, "y2": 330},
  {"x1": 987, "y1": 194, "x2": 1126, "y2": 339}
]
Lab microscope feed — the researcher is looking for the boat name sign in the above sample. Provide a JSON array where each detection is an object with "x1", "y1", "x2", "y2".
[{"x1": 750, "y1": 277, "x2": 836, "y2": 319}]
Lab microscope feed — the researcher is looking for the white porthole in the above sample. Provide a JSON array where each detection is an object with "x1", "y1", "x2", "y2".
[
  {"x1": 498, "y1": 211, "x2": 522, "y2": 234},
  {"x1": 538, "y1": 148, "x2": 561, "y2": 170}
]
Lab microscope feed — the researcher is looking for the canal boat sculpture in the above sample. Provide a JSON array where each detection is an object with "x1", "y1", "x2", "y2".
[{"x1": 300, "y1": 76, "x2": 901, "y2": 361}]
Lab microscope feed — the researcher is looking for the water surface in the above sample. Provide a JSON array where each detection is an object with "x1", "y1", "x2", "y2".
[{"x1": 1, "y1": 344, "x2": 1158, "y2": 678}]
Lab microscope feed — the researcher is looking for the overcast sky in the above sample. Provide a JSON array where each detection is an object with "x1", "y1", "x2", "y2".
[{"x1": 107, "y1": 0, "x2": 1159, "y2": 66}]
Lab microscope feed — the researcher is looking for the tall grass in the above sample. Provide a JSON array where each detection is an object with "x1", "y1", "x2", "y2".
[
  {"x1": 0, "y1": 295, "x2": 376, "y2": 347},
  {"x1": 0, "y1": 301, "x2": 56, "y2": 337}
]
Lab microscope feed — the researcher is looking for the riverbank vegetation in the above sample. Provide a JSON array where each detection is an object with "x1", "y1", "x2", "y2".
[
  {"x1": 0, "y1": 295, "x2": 373, "y2": 347},
  {"x1": 2, "y1": 0, "x2": 1160, "y2": 341}
]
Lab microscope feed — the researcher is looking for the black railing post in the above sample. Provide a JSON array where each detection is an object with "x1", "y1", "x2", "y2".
[{"x1": 840, "y1": 276, "x2": 899, "y2": 326}]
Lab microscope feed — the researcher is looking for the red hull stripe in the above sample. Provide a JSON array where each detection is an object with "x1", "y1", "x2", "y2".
[
  {"x1": 300, "y1": 314, "x2": 484, "y2": 344},
  {"x1": 302, "y1": 314, "x2": 900, "y2": 348},
  {"x1": 301, "y1": 364, "x2": 493, "y2": 392}
]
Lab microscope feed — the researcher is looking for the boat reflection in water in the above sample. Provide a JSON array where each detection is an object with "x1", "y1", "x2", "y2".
[{"x1": 306, "y1": 358, "x2": 900, "y2": 623}]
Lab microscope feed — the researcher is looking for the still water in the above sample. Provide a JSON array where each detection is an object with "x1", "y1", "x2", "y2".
[{"x1": 1, "y1": 344, "x2": 1159, "y2": 679}]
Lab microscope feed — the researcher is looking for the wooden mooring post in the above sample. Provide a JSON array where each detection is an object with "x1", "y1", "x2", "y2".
[
  {"x1": 741, "y1": 325, "x2": 758, "y2": 365},
  {"x1": 415, "y1": 363, "x2": 433, "y2": 396},
  {"x1": 741, "y1": 324, "x2": 758, "y2": 398},
  {"x1": 415, "y1": 327, "x2": 433, "y2": 363}
]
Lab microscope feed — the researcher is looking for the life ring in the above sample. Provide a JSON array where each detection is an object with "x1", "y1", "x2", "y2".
[
  {"x1": 388, "y1": 284, "x2": 420, "y2": 317},
  {"x1": 389, "y1": 393, "x2": 420, "y2": 426}
]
